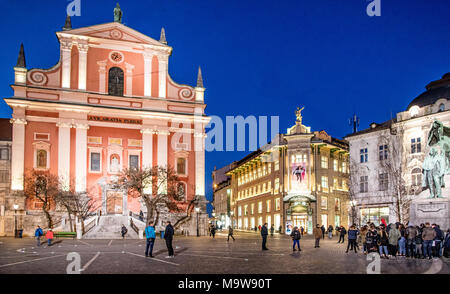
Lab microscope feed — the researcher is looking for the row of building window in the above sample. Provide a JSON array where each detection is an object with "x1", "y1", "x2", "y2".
[
  {"x1": 238, "y1": 180, "x2": 275, "y2": 199},
  {"x1": 359, "y1": 169, "x2": 422, "y2": 193},
  {"x1": 237, "y1": 198, "x2": 281, "y2": 216},
  {"x1": 360, "y1": 138, "x2": 421, "y2": 163},
  {"x1": 237, "y1": 161, "x2": 278, "y2": 186}
]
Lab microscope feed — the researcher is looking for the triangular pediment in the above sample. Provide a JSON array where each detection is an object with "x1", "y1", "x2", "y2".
[{"x1": 57, "y1": 22, "x2": 168, "y2": 47}]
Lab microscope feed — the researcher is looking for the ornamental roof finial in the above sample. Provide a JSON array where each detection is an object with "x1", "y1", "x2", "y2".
[
  {"x1": 16, "y1": 43, "x2": 26, "y2": 68},
  {"x1": 63, "y1": 14, "x2": 72, "y2": 31},
  {"x1": 160, "y1": 27, "x2": 167, "y2": 45},
  {"x1": 197, "y1": 66, "x2": 204, "y2": 88}
]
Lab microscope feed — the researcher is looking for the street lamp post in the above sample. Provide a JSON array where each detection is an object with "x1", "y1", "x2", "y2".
[
  {"x1": 13, "y1": 204, "x2": 19, "y2": 238},
  {"x1": 195, "y1": 207, "x2": 200, "y2": 237}
]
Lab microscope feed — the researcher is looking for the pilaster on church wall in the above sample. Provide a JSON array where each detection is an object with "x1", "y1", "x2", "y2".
[{"x1": 59, "y1": 90, "x2": 88, "y2": 105}]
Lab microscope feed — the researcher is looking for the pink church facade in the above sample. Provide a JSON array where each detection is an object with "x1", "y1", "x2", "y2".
[{"x1": 6, "y1": 20, "x2": 209, "y2": 217}]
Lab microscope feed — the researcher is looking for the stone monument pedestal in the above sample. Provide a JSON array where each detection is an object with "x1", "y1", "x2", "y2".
[{"x1": 409, "y1": 197, "x2": 450, "y2": 230}]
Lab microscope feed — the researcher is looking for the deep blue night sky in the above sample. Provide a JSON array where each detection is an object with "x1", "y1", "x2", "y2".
[{"x1": 1, "y1": 0, "x2": 450, "y2": 209}]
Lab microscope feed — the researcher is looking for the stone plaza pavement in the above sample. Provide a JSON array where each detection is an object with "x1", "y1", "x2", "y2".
[{"x1": 0, "y1": 231, "x2": 448, "y2": 274}]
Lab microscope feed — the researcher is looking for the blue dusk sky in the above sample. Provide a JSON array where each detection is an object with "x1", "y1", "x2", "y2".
[{"x1": 1, "y1": 0, "x2": 450, "y2": 210}]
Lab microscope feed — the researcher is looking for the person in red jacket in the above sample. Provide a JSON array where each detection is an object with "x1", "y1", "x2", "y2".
[{"x1": 45, "y1": 229, "x2": 54, "y2": 246}]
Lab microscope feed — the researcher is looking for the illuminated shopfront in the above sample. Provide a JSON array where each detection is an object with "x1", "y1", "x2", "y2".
[{"x1": 360, "y1": 207, "x2": 389, "y2": 226}]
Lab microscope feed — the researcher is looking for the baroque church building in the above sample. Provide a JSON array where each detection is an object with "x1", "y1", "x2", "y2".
[{"x1": 2, "y1": 8, "x2": 210, "y2": 236}]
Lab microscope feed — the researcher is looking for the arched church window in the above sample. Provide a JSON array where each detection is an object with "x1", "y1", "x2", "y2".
[
  {"x1": 439, "y1": 103, "x2": 445, "y2": 112},
  {"x1": 108, "y1": 67, "x2": 124, "y2": 96},
  {"x1": 36, "y1": 150, "x2": 47, "y2": 169},
  {"x1": 411, "y1": 167, "x2": 422, "y2": 186}
]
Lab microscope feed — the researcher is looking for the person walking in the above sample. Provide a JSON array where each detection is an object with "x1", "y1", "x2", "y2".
[
  {"x1": 338, "y1": 226, "x2": 346, "y2": 243},
  {"x1": 388, "y1": 223, "x2": 400, "y2": 257},
  {"x1": 34, "y1": 225, "x2": 43, "y2": 247},
  {"x1": 227, "y1": 226, "x2": 235, "y2": 242},
  {"x1": 314, "y1": 224, "x2": 322, "y2": 248},
  {"x1": 321, "y1": 225, "x2": 326, "y2": 240},
  {"x1": 121, "y1": 224, "x2": 128, "y2": 239},
  {"x1": 261, "y1": 223, "x2": 269, "y2": 250},
  {"x1": 378, "y1": 226, "x2": 390, "y2": 259},
  {"x1": 164, "y1": 221, "x2": 175, "y2": 258},
  {"x1": 45, "y1": 229, "x2": 53, "y2": 246},
  {"x1": 327, "y1": 225, "x2": 333, "y2": 239},
  {"x1": 290, "y1": 226, "x2": 302, "y2": 251},
  {"x1": 346, "y1": 225, "x2": 358, "y2": 253},
  {"x1": 300, "y1": 226, "x2": 304, "y2": 235},
  {"x1": 278, "y1": 225, "x2": 282, "y2": 234},
  {"x1": 406, "y1": 224, "x2": 418, "y2": 258},
  {"x1": 210, "y1": 225, "x2": 216, "y2": 239},
  {"x1": 145, "y1": 221, "x2": 156, "y2": 257},
  {"x1": 421, "y1": 222, "x2": 436, "y2": 260},
  {"x1": 270, "y1": 225, "x2": 275, "y2": 237}
]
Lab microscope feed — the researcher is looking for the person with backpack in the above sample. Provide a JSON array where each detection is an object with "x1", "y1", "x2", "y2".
[
  {"x1": 121, "y1": 224, "x2": 128, "y2": 239},
  {"x1": 346, "y1": 225, "x2": 359, "y2": 253},
  {"x1": 145, "y1": 221, "x2": 156, "y2": 257},
  {"x1": 290, "y1": 226, "x2": 302, "y2": 252},
  {"x1": 338, "y1": 226, "x2": 346, "y2": 243},
  {"x1": 34, "y1": 225, "x2": 43, "y2": 247}
]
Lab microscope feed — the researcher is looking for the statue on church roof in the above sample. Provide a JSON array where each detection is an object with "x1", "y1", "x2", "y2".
[
  {"x1": 114, "y1": 3, "x2": 123, "y2": 23},
  {"x1": 296, "y1": 106, "x2": 304, "y2": 124}
]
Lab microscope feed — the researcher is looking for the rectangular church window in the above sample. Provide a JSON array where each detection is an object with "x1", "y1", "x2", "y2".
[
  {"x1": 177, "y1": 158, "x2": 186, "y2": 175},
  {"x1": 129, "y1": 155, "x2": 139, "y2": 170},
  {"x1": 91, "y1": 152, "x2": 101, "y2": 172}
]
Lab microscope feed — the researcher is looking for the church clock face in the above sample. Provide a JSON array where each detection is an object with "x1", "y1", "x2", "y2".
[{"x1": 110, "y1": 51, "x2": 123, "y2": 63}]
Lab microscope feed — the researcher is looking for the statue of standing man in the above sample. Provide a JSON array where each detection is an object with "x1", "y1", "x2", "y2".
[
  {"x1": 422, "y1": 147, "x2": 445, "y2": 198},
  {"x1": 114, "y1": 3, "x2": 123, "y2": 23}
]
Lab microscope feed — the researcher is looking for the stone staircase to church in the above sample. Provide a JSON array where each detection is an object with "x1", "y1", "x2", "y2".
[{"x1": 83, "y1": 215, "x2": 139, "y2": 239}]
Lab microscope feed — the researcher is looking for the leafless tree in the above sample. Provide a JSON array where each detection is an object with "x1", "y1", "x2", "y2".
[
  {"x1": 118, "y1": 165, "x2": 197, "y2": 229},
  {"x1": 378, "y1": 129, "x2": 410, "y2": 224},
  {"x1": 23, "y1": 169, "x2": 59, "y2": 229}
]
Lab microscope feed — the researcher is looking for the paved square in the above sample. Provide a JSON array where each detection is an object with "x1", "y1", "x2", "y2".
[{"x1": 0, "y1": 232, "x2": 448, "y2": 274}]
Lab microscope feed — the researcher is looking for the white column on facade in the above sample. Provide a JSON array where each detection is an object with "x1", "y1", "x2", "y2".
[
  {"x1": 10, "y1": 118, "x2": 27, "y2": 191},
  {"x1": 157, "y1": 130, "x2": 169, "y2": 194},
  {"x1": 97, "y1": 60, "x2": 107, "y2": 94},
  {"x1": 75, "y1": 123, "x2": 89, "y2": 193},
  {"x1": 57, "y1": 122, "x2": 72, "y2": 191},
  {"x1": 77, "y1": 40, "x2": 89, "y2": 90},
  {"x1": 141, "y1": 128, "x2": 154, "y2": 195},
  {"x1": 143, "y1": 51, "x2": 152, "y2": 97},
  {"x1": 194, "y1": 108, "x2": 206, "y2": 197},
  {"x1": 124, "y1": 62, "x2": 135, "y2": 97},
  {"x1": 61, "y1": 39, "x2": 72, "y2": 88},
  {"x1": 158, "y1": 55, "x2": 168, "y2": 98}
]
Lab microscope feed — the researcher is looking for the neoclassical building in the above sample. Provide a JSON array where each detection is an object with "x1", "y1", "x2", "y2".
[
  {"x1": 226, "y1": 109, "x2": 349, "y2": 235},
  {"x1": 4, "y1": 10, "x2": 210, "y2": 235},
  {"x1": 345, "y1": 73, "x2": 450, "y2": 226}
]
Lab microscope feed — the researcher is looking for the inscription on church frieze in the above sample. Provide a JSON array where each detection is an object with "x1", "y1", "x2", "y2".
[{"x1": 88, "y1": 115, "x2": 142, "y2": 125}]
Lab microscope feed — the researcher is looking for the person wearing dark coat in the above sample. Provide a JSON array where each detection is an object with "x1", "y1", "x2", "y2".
[
  {"x1": 227, "y1": 226, "x2": 235, "y2": 241},
  {"x1": 290, "y1": 226, "x2": 302, "y2": 251},
  {"x1": 121, "y1": 224, "x2": 128, "y2": 239},
  {"x1": 346, "y1": 225, "x2": 359, "y2": 253},
  {"x1": 444, "y1": 229, "x2": 450, "y2": 258},
  {"x1": 261, "y1": 223, "x2": 269, "y2": 250},
  {"x1": 338, "y1": 226, "x2": 346, "y2": 243},
  {"x1": 164, "y1": 221, "x2": 175, "y2": 258},
  {"x1": 321, "y1": 225, "x2": 326, "y2": 240},
  {"x1": 210, "y1": 225, "x2": 216, "y2": 238}
]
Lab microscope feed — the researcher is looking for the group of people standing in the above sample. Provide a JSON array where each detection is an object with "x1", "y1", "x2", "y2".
[
  {"x1": 335, "y1": 222, "x2": 449, "y2": 259},
  {"x1": 144, "y1": 221, "x2": 175, "y2": 258}
]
